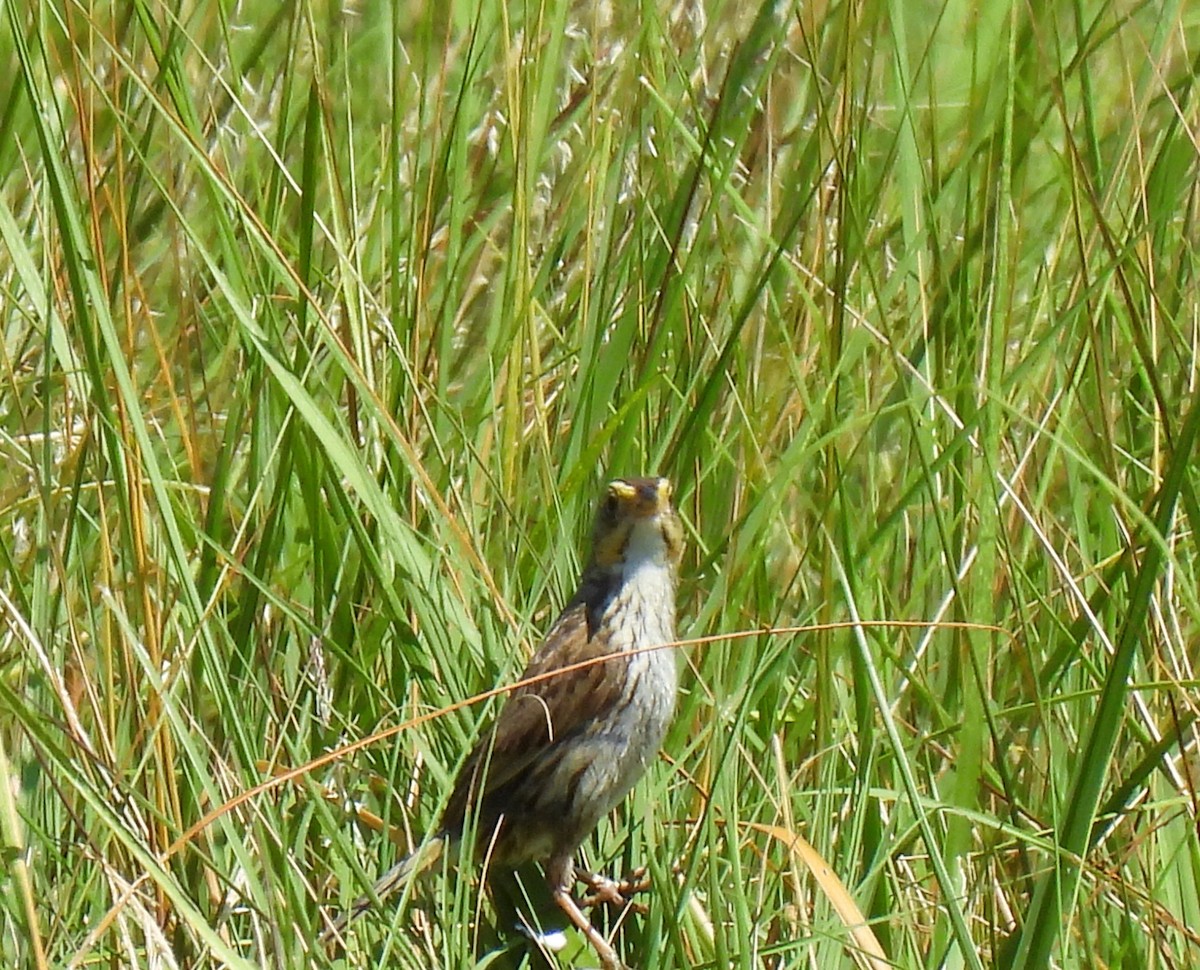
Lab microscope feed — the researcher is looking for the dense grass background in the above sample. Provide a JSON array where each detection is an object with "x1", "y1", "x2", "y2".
[{"x1": 3, "y1": 0, "x2": 1200, "y2": 967}]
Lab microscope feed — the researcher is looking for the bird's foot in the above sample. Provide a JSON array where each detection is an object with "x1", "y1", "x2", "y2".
[
  {"x1": 576, "y1": 866, "x2": 650, "y2": 914},
  {"x1": 553, "y1": 888, "x2": 629, "y2": 970}
]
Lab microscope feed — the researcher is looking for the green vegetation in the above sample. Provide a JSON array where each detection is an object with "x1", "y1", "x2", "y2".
[{"x1": 3, "y1": 0, "x2": 1199, "y2": 967}]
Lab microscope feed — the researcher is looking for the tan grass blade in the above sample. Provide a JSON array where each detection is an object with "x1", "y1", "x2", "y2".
[{"x1": 748, "y1": 822, "x2": 891, "y2": 970}]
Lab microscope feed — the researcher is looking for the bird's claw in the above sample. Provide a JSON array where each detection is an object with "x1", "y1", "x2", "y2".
[{"x1": 576, "y1": 866, "x2": 651, "y2": 913}]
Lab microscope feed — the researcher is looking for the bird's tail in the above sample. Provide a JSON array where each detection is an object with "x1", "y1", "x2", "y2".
[{"x1": 322, "y1": 834, "x2": 448, "y2": 940}]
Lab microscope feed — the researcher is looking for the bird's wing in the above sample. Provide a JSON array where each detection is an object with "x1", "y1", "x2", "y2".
[{"x1": 441, "y1": 596, "x2": 622, "y2": 827}]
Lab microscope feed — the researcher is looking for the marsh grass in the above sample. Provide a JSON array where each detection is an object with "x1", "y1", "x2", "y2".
[{"x1": 2, "y1": 0, "x2": 1200, "y2": 967}]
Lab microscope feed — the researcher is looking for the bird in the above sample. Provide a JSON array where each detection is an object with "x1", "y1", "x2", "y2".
[{"x1": 327, "y1": 476, "x2": 685, "y2": 969}]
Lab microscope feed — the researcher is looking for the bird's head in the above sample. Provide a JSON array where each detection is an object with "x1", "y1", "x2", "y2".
[{"x1": 590, "y1": 477, "x2": 685, "y2": 572}]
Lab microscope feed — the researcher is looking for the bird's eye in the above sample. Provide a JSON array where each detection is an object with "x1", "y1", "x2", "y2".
[{"x1": 603, "y1": 494, "x2": 619, "y2": 518}]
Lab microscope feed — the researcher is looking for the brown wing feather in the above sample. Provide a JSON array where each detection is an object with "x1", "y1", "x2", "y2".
[{"x1": 440, "y1": 584, "x2": 623, "y2": 834}]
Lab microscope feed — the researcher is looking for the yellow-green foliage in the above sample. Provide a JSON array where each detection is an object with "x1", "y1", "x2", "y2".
[{"x1": 2, "y1": 1, "x2": 1199, "y2": 967}]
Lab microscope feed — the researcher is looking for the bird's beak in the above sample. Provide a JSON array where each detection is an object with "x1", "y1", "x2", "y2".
[{"x1": 609, "y1": 477, "x2": 672, "y2": 516}]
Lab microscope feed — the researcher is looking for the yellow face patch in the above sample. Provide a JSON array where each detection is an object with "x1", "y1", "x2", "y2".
[{"x1": 591, "y1": 478, "x2": 683, "y2": 568}]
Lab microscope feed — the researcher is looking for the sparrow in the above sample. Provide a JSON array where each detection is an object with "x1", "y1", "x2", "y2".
[{"x1": 329, "y1": 477, "x2": 684, "y2": 969}]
